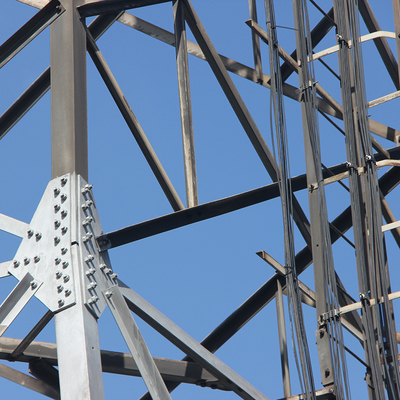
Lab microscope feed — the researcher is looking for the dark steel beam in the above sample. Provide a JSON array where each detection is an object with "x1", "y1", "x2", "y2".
[
  {"x1": 358, "y1": 0, "x2": 400, "y2": 90},
  {"x1": 0, "y1": 362, "x2": 60, "y2": 400},
  {"x1": 8, "y1": 310, "x2": 53, "y2": 361},
  {"x1": 0, "y1": 0, "x2": 64, "y2": 69},
  {"x1": 78, "y1": 0, "x2": 171, "y2": 18},
  {"x1": 97, "y1": 146, "x2": 400, "y2": 250},
  {"x1": 0, "y1": 13, "x2": 121, "y2": 140},
  {"x1": 0, "y1": 337, "x2": 225, "y2": 388}
]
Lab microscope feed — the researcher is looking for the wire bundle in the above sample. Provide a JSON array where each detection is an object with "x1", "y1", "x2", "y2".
[
  {"x1": 334, "y1": 0, "x2": 400, "y2": 398},
  {"x1": 265, "y1": 1, "x2": 316, "y2": 399},
  {"x1": 291, "y1": 0, "x2": 351, "y2": 399}
]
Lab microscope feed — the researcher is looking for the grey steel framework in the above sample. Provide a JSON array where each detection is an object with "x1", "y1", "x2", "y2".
[{"x1": 0, "y1": 0, "x2": 400, "y2": 399}]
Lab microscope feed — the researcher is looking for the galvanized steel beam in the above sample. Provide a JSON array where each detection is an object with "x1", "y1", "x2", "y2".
[{"x1": 173, "y1": 0, "x2": 198, "y2": 207}]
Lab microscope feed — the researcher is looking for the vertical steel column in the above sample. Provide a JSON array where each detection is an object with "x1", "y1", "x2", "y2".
[
  {"x1": 291, "y1": 0, "x2": 334, "y2": 389},
  {"x1": 173, "y1": 0, "x2": 198, "y2": 207},
  {"x1": 248, "y1": 0, "x2": 263, "y2": 83},
  {"x1": 50, "y1": 1, "x2": 104, "y2": 399},
  {"x1": 276, "y1": 280, "x2": 291, "y2": 398},
  {"x1": 51, "y1": 0, "x2": 88, "y2": 181},
  {"x1": 392, "y1": 0, "x2": 400, "y2": 87}
]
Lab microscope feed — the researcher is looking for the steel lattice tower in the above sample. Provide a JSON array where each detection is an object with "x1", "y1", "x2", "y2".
[{"x1": 1, "y1": 1, "x2": 400, "y2": 399}]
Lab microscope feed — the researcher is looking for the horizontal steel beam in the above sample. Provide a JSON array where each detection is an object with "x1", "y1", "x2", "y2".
[
  {"x1": 0, "y1": 337, "x2": 225, "y2": 388},
  {"x1": 78, "y1": 0, "x2": 170, "y2": 18},
  {"x1": 97, "y1": 146, "x2": 400, "y2": 250}
]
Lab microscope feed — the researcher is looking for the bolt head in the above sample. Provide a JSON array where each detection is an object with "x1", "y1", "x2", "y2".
[
  {"x1": 61, "y1": 226, "x2": 68, "y2": 234},
  {"x1": 24, "y1": 257, "x2": 30, "y2": 265},
  {"x1": 61, "y1": 247, "x2": 68, "y2": 255},
  {"x1": 57, "y1": 285, "x2": 64, "y2": 293},
  {"x1": 27, "y1": 229, "x2": 34, "y2": 238},
  {"x1": 13, "y1": 260, "x2": 20, "y2": 268},
  {"x1": 60, "y1": 177, "x2": 68, "y2": 186},
  {"x1": 54, "y1": 236, "x2": 60, "y2": 245},
  {"x1": 58, "y1": 299, "x2": 65, "y2": 307},
  {"x1": 31, "y1": 282, "x2": 37, "y2": 290},
  {"x1": 62, "y1": 261, "x2": 69, "y2": 269},
  {"x1": 35, "y1": 232, "x2": 42, "y2": 241},
  {"x1": 63, "y1": 275, "x2": 70, "y2": 283},
  {"x1": 61, "y1": 210, "x2": 67, "y2": 219},
  {"x1": 55, "y1": 271, "x2": 62, "y2": 279},
  {"x1": 34, "y1": 255, "x2": 40, "y2": 263},
  {"x1": 65, "y1": 289, "x2": 72, "y2": 297},
  {"x1": 54, "y1": 204, "x2": 60, "y2": 212},
  {"x1": 54, "y1": 188, "x2": 60, "y2": 197}
]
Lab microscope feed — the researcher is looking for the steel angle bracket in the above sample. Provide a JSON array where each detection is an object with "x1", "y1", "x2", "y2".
[
  {"x1": 0, "y1": 272, "x2": 42, "y2": 337},
  {"x1": 103, "y1": 285, "x2": 172, "y2": 400},
  {"x1": 76, "y1": 175, "x2": 118, "y2": 318},
  {"x1": 9, "y1": 174, "x2": 76, "y2": 312}
]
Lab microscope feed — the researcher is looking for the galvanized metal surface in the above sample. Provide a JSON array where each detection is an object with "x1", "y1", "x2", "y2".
[{"x1": 0, "y1": 1, "x2": 399, "y2": 399}]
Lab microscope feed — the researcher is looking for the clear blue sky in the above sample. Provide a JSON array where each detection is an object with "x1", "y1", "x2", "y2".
[{"x1": 1, "y1": 1, "x2": 400, "y2": 399}]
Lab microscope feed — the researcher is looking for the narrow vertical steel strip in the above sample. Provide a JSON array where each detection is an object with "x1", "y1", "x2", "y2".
[
  {"x1": 103, "y1": 286, "x2": 172, "y2": 400},
  {"x1": 173, "y1": 0, "x2": 198, "y2": 208},
  {"x1": 118, "y1": 284, "x2": 270, "y2": 400},
  {"x1": 276, "y1": 280, "x2": 291, "y2": 398},
  {"x1": 85, "y1": 28, "x2": 184, "y2": 212},
  {"x1": 248, "y1": 0, "x2": 263, "y2": 83},
  {"x1": 392, "y1": 0, "x2": 400, "y2": 88}
]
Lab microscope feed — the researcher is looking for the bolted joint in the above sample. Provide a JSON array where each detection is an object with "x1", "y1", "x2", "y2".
[
  {"x1": 81, "y1": 184, "x2": 93, "y2": 195},
  {"x1": 88, "y1": 295, "x2": 99, "y2": 305},
  {"x1": 87, "y1": 282, "x2": 97, "y2": 290},
  {"x1": 85, "y1": 254, "x2": 95, "y2": 263},
  {"x1": 82, "y1": 200, "x2": 93, "y2": 211},
  {"x1": 83, "y1": 232, "x2": 93, "y2": 243},
  {"x1": 30, "y1": 282, "x2": 38, "y2": 290},
  {"x1": 82, "y1": 216, "x2": 93, "y2": 227},
  {"x1": 85, "y1": 267, "x2": 96, "y2": 276}
]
